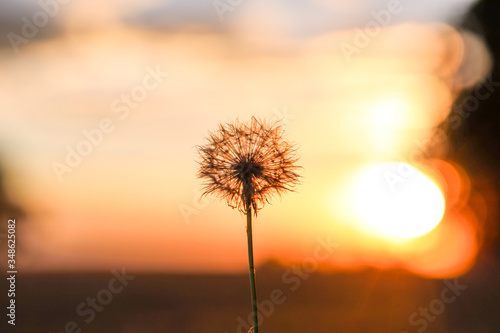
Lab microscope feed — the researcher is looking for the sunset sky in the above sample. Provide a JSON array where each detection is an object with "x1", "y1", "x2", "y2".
[{"x1": 0, "y1": 0, "x2": 491, "y2": 277}]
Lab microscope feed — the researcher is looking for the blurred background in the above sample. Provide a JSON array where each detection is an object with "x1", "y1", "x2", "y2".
[{"x1": 0, "y1": 0, "x2": 499, "y2": 332}]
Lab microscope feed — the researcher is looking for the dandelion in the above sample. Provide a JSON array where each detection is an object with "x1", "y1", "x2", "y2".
[{"x1": 197, "y1": 116, "x2": 301, "y2": 333}]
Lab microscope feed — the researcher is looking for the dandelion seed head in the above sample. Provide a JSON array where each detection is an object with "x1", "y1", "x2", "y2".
[{"x1": 197, "y1": 117, "x2": 301, "y2": 215}]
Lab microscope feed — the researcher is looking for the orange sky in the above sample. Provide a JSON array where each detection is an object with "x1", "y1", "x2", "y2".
[{"x1": 0, "y1": 11, "x2": 492, "y2": 277}]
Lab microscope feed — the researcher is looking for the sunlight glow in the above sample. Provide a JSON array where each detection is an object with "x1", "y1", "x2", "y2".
[
  {"x1": 367, "y1": 98, "x2": 410, "y2": 149},
  {"x1": 350, "y1": 162, "x2": 446, "y2": 241},
  {"x1": 369, "y1": 99, "x2": 408, "y2": 129}
]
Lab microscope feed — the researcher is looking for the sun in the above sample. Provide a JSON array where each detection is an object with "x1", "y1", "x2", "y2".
[{"x1": 349, "y1": 162, "x2": 445, "y2": 241}]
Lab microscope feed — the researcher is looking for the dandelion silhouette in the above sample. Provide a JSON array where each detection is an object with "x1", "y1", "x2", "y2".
[{"x1": 197, "y1": 116, "x2": 301, "y2": 333}]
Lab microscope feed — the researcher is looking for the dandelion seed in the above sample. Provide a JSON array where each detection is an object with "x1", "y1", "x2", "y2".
[{"x1": 197, "y1": 116, "x2": 301, "y2": 215}]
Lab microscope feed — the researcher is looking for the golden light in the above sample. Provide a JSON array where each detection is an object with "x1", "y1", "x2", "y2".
[
  {"x1": 366, "y1": 98, "x2": 411, "y2": 150},
  {"x1": 349, "y1": 162, "x2": 446, "y2": 241},
  {"x1": 369, "y1": 99, "x2": 409, "y2": 128}
]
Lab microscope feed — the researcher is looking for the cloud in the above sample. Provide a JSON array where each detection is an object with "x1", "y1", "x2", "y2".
[{"x1": 59, "y1": 0, "x2": 162, "y2": 30}]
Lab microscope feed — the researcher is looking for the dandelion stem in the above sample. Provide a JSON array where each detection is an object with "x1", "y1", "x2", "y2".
[{"x1": 246, "y1": 197, "x2": 259, "y2": 333}]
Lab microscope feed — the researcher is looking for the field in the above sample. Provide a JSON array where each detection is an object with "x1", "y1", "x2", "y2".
[{"x1": 4, "y1": 258, "x2": 500, "y2": 333}]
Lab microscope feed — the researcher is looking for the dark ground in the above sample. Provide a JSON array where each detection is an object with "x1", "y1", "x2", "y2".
[{"x1": 1, "y1": 257, "x2": 499, "y2": 333}]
